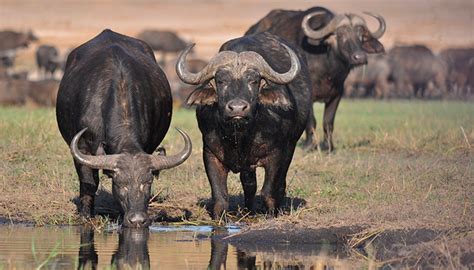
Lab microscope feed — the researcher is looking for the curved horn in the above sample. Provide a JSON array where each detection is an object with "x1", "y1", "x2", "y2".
[
  {"x1": 349, "y1": 13, "x2": 366, "y2": 26},
  {"x1": 302, "y1": 11, "x2": 348, "y2": 40},
  {"x1": 240, "y1": 43, "x2": 300, "y2": 84},
  {"x1": 70, "y1": 128, "x2": 121, "y2": 170},
  {"x1": 176, "y1": 44, "x2": 237, "y2": 85},
  {"x1": 363, "y1": 12, "x2": 386, "y2": 39},
  {"x1": 150, "y1": 128, "x2": 192, "y2": 171}
]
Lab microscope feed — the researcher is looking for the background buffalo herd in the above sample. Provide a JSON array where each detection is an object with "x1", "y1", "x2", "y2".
[{"x1": 0, "y1": 26, "x2": 472, "y2": 108}]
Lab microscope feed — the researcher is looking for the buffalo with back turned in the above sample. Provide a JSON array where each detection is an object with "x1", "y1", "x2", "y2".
[
  {"x1": 439, "y1": 48, "x2": 474, "y2": 98},
  {"x1": 388, "y1": 45, "x2": 446, "y2": 98},
  {"x1": 36, "y1": 44, "x2": 61, "y2": 79},
  {"x1": 56, "y1": 29, "x2": 192, "y2": 227},
  {"x1": 246, "y1": 7, "x2": 386, "y2": 151},
  {"x1": 176, "y1": 32, "x2": 312, "y2": 218}
]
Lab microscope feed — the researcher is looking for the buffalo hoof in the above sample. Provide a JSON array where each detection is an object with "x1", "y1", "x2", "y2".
[
  {"x1": 302, "y1": 139, "x2": 317, "y2": 152},
  {"x1": 212, "y1": 200, "x2": 229, "y2": 221},
  {"x1": 318, "y1": 140, "x2": 335, "y2": 153},
  {"x1": 264, "y1": 208, "x2": 279, "y2": 219},
  {"x1": 244, "y1": 205, "x2": 256, "y2": 215}
]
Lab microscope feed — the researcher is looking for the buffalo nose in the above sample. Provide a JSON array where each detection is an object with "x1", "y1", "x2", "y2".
[
  {"x1": 226, "y1": 99, "x2": 250, "y2": 115},
  {"x1": 351, "y1": 52, "x2": 367, "y2": 64},
  {"x1": 125, "y1": 212, "x2": 149, "y2": 227}
]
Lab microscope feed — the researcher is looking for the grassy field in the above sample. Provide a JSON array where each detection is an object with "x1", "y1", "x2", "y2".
[{"x1": 0, "y1": 100, "x2": 472, "y2": 229}]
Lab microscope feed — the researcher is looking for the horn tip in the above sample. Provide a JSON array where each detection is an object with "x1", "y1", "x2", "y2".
[
  {"x1": 70, "y1": 128, "x2": 88, "y2": 159},
  {"x1": 72, "y1": 127, "x2": 88, "y2": 142},
  {"x1": 174, "y1": 127, "x2": 190, "y2": 139}
]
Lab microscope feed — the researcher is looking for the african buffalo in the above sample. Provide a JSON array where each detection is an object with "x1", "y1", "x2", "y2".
[
  {"x1": 136, "y1": 29, "x2": 189, "y2": 66},
  {"x1": 246, "y1": 7, "x2": 386, "y2": 151},
  {"x1": 0, "y1": 30, "x2": 38, "y2": 51},
  {"x1": 439, "y1": 48, "x2": 474, "y2": 97},
  {"x1": 388, "y1": 45, "x2": 446, "y2": 99},
  {"x1": 36, "y1": 44, "x2": 61, "y2": 78},
  {"x1": 56, "y1": 29, "x2": 192, "y2": 227},
  {"x1": 176, "y1": 32, "x2": 312, "y2": 218}
]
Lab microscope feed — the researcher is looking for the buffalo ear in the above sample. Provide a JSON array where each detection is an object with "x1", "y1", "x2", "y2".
[
  {"x1": 259, "y1": 85, "x2": 292, "y2": 110},
  {"x1": 362, "y1": 37, "x2": 384, "y2": 54},
  {"x1": 185, "y1": 84, "x2": 217, "y2": 106}
]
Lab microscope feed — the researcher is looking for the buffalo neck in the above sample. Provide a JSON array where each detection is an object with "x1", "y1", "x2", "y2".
[
  {"x1": 218, "y1": 117, "x2": 256, "y2": 149},
  {"x1": 303, "y1": 41, "x2": 351, "y2": 84}
]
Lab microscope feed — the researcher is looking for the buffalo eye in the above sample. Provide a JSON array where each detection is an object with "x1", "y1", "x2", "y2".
[
  {"x1": 249, "y1": 79, "x2": 259, "y2": 86},
  {"x1": 356, "y1": 26, "x2": 368, "y2": 41},
  {"x1": 215, "y1": 79, "x2": 229, "y2": 89}
]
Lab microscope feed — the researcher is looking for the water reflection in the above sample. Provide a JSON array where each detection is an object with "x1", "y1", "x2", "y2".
[
  {"x1": 112, "y1": 228, "x2": 150, "y2": 269},
  {"x1": 79, "y1": 226, "x2": 150, "y2": 270},
  {"x1": 0, "y1": 225, "x2": 358, "y2": 269},
  {"x1": 207, "y1": 227, "x2": 353, "y2": 270},
  {"x1": 78, "y1": 226, "x2": 98, "y2": 269},
  {"x1": 208, "y1": 227, "x2": 228, "y2": 269}
]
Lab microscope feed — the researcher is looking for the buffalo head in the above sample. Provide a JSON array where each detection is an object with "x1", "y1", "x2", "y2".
[
  {"x1": 70, "y1": 128, "x2": 192, "y2": 227},
  {"x1": 302, "y1": 11, "x2": 385, "y2": 66},
  {"x1": 176, "y1": 43, "x2": 300, "y2": 127}
]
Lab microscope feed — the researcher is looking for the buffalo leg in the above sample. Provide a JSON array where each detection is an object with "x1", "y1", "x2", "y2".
[
  {"x1": 239, "y1": 170, "x2": 257, "y2": 212},
  {"x1": 322, "y1": 94, "x2": 342, "y2": 152},
  {"x1": 74, "y1": 160, "x2": 99, "y2": 218},
  {"x1": 302, "y1": 105, "x2": 316, "y2": 151},
  {"x1": 203, "y1": 150, "x2": 229, "y2": 220},
  {"x1": 261, "y1": 149, "x2": 293, "y2": 215}
]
